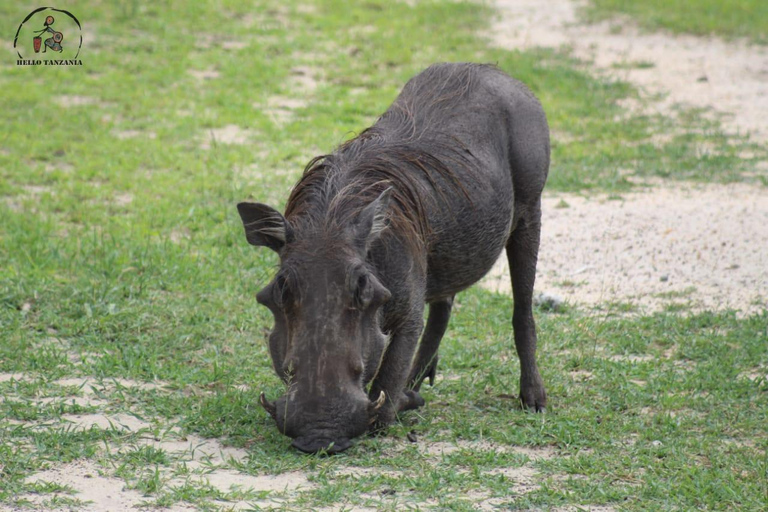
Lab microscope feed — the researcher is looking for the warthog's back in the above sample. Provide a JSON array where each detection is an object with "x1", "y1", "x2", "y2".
[{"x1": 372, "y1": 63, "x2": 550, "y2": 301}]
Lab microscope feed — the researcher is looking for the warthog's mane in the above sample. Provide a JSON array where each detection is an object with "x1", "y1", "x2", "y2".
[{"x1": 284, "y1": 63, "x2": 490, "y2": 254}]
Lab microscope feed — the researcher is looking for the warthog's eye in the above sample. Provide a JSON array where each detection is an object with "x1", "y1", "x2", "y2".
[
  {"x1": 354, "y1": 273, "x2": 375, "y2": 309},
  {"x1": 272, "y1": 273, "x2": 293, "y2": 308},
  {"x1": 257, "y1": 270, "x2": 297, "y2": 310}
]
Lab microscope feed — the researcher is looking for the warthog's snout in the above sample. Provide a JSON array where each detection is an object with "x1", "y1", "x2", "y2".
[
  {"x1": 259, "y1": 390, "x2": 386, "y2": 454},
  {"x1": 291, "y1": 435, "x2": 352, "y2": 454}
]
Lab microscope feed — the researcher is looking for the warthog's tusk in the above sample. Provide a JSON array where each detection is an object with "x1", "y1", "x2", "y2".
[
  {"x1": 372, "y1": 390, "x2": 386, "y2": 411},
  {"x1": 259, "y1": 391, "x2": 277, "y2": 420}
]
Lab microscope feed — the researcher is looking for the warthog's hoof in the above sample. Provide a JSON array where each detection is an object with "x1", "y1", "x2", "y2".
[
  {"x1": 401, "y1": 389, "x2": 426, "y2": 412},
  {"x1": 519, "y1": 390, "x2": 547, "y2": 413}
]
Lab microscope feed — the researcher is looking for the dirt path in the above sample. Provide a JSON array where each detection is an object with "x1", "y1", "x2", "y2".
[
  {"x1": 483, "y1": 182, "x2": 768, "y2": 314},
  {"x1": 483, "y1": 0, "x2": 768, "y2": 313},
  {"x1": 491, "y1": 0, "x2": 768, "y2": 143}
]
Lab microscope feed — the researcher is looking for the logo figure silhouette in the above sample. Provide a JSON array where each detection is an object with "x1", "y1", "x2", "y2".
[{"x1": 33, "y1": 15, "x2": 63, "y2": 53}]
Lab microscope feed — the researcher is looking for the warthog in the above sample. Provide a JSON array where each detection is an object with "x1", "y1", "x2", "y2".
[{"x1": 237, "y1": 63, "x2": 549, "y2": 453}]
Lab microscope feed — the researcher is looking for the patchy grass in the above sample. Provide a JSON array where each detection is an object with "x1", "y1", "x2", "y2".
[
  {"x1": 1, "y1": 0, "x2": 767, "y2": 510},
  {"x1": 611, "y1": 59, "x2": 655, "y2": 70},
  {"x1": 585, "y1": 0, "x2": 768, "y2": 43}
]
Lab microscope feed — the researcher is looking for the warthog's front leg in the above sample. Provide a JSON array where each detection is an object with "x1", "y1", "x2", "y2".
[
  {"x1": 407, "y1": 296, "x2": 454, "y2": 392},
  {"x1": 368, "y1": 315, "x2": 424, "y2": 431}
]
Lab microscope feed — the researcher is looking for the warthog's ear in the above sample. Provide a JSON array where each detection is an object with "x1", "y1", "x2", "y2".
[
  {"x1": 237, "y1": 202, "x2": 293, "y2": 252},
  {"x1": 354, "y1": 187, "x2": 393, "y2": 250}
]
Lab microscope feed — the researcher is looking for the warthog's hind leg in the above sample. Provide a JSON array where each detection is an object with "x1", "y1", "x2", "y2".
[{"x1": 507, "y1": 206, "x2": 547, "y2": 412}]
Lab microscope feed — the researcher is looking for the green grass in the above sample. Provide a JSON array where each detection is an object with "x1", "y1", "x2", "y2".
[
  {"x1": 1, "y1": 0, "x2": 767, "y2": 510},
  {"x1": 586, "y1": 0, "x2": 768, "y2": 43}
]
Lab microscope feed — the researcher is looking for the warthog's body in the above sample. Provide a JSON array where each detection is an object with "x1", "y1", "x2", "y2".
[{"x1": 238, "y1": 63, "x2": 549, "y2": 453}]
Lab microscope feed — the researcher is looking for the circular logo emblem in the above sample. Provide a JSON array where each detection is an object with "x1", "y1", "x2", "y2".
[{"x1": 14, "y1": 7, "x2": 82, "y2": 60}]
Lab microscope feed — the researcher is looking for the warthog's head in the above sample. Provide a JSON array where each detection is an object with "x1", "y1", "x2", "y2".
[{"x1": 237, "y1": 189, "x2": 393, "y2": 453}]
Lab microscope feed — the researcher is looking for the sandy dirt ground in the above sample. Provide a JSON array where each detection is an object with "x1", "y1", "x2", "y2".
[
  {"x1": 482, "y1": 0, "x2": 768, "y2": 314},
  {"x1": 483, "y1": 182, "x2": 768, "y2": 314},
  {"x1": 491, "y1": 0, "x2": 768, "y2": 143},
  {"x1": 2, "y1": 371, "x2": 558, "y2": 511}
]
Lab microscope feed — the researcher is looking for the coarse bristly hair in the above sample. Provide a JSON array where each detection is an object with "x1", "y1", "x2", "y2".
[{"x1": 284, "y1": 63, "x2": 490, "y2": 256}]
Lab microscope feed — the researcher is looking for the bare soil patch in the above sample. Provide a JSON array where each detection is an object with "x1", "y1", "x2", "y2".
[
  {"x1": 485, "y1": 0, "x2": 768, "y2": 314},
  {"x1": 421, "y1": 440, "x2": 556, "y2": 460},
  {"x1": 54, "y1": 96, "x2": 100, "y2": 108},
  {"x1": 53, "y1": 376, "x2": 165, "y2": 394},
  {"x1": 261, "y1": 95, "x2": 308, "y2": 125},
  {"x1": 61, "y1": 412, "x2": 152, "y2": 431},
  {"x1": 3, "y1": 379, "x2": 311, "y2": 511},
  {"x1": 200, "y1": 125, "x2": 256, "y2": 149},
  {"x1": 288, "y1": 66, "x2": 321, "y2": 92},
  {"x1": 188, "y1": 68, "x2": 220, "y2": 81},
  {"x1": 13, "y1": 460, "x2": 195, "y2": 512},
  {"x1": 22, "y1": 461, "x2": 146, "y2": 512},
  {"x1": 491, "y1": 0, "x2": 768, "y2": 142},
  {"x1": 112, "y1": 129, "x2": 156, "y2": 140},
  {"x1": 482, "y1": 182, "x2": 768, "y2": 313},
  {"x1": 151, "y1": 433, "x2": 249, "y2": 467},
  {"x1": 553, "y1": 507, "x2": 617, "y2": 512},
  {"x1": 180, "y1": 470, "x2": 311, "y2": 495}
]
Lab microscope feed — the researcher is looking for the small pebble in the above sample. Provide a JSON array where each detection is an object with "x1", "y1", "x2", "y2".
[
  {"x1": 651, "y1": 440, "x2": 663, "y2": 447},
  {"x1": 660, "y1": 275, "x2": 669, "y2": 282}
]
